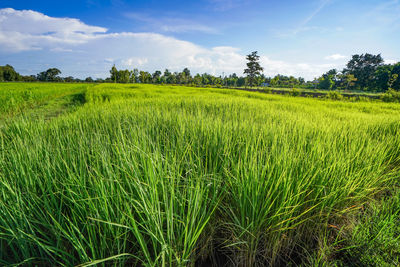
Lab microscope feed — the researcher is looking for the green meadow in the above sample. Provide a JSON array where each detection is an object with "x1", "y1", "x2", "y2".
[{"x1": 0, "y1": 83, "x2": 399, "y2": 266}]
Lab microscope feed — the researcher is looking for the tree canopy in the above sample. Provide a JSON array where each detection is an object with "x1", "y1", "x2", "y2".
[
  {"x1": 37, "y1": 68, "x2": 62, "y2": 82},
  {"x1": 244, "y1": 51, "x2": 264, "y2": 87}
]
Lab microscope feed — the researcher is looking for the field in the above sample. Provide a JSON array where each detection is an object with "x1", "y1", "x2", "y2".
[{"x1": 1, "y1": 83, "x2": 400, "y2": 266}]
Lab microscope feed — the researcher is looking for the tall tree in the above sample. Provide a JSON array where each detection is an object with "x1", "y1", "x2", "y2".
[
  {"x1": 244, "y1": 51, "x2": 264, "y2": 87},
  {"x1": 133, "y1": 68, "x2": 140, "y2": 83},
  {"x1": 110, "y1": 65, "x2": 118, "y2": 83},
  {"x1": 343, "y1": 53, "x2": 384, "y2": 89},
  {"x1": 152, "y1": 70, "x2": 162, "y2": 84}
]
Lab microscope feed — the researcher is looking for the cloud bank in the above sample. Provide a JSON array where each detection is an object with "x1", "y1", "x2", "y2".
[{"x1": 0, "y1": 8, "x2": 338, "y2": 79}]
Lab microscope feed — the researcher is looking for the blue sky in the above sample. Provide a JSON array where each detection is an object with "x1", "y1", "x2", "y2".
[{"x1": 0, "y1": 0, "x2": 399, "y2": 80}]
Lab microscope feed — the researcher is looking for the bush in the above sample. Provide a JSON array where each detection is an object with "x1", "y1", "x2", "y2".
[
  {"x1": 289, "y1": 88, "x2": 301, "y2": 96},
  {"x1": 262, "y1": 87, "x2": 272, "y2": 94},
  {"x1": 325, "y1": 91, "x2": 343, "y2": 100},
  {"x1": 381, "y1": 89, "x2": 400, "y2": 103}
]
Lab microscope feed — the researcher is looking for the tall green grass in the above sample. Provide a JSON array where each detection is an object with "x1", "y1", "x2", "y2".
[
  {"x1": 0, "y1": 83, "x2": 90, "y2": 117},
  {"x1": 0, "y1": 83, "x2": 399, "y2": 266}
]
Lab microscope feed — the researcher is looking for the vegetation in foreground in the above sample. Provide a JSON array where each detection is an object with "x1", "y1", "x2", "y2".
[{"x1": 0, "y1": 83, "x2": 400, "y2": 266}]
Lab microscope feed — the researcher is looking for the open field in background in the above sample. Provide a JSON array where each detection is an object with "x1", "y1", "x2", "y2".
[{"x1": 0, "y1": 83, "x2": 400, "y2": 266}]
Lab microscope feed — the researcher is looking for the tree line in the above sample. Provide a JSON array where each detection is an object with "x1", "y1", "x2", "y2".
[
  {"x1": 317, "y1": 54, "x2": 399, "y2": 92},
  {"x1": 1, "y1": 52, "x2": 398, "y2": 92}
]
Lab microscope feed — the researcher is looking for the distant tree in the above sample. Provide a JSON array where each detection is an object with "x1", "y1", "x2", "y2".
[
  {"x1": 162, "y1": 69, "x2": 171, "y2": 83},
  {"x1": 228, "y1": 73, "x2": 239, "y2": 87},
  {"x1": 139, "y1": 71, "x2": 151, "y2": 83},
  {"x1": 318, "y1": 76, "x2": 334, "y2": 90},
  {"x1": 166, "y1": 72, "x2": 176, "y2": 84},
  {"x1": 46, "y1": 68, "x2": 61, "y2": 81},
  {"x1": 131, "y1": 69, "x2": 139, "y2": 83},
  {"x1": 85, "y1": 77, "x2": 94, "y2": 83},
  {"x1": 214, "y1": 76, "x2": 222, "y2": 86},
  {"x1": 388, "y1": 74, "x2": 399, "y2": 91},
  {"x1": 237, "y1": 77, "x2": 246, "y2": 87},
  {"x1": 0, "y1": 65, "x2": 20, "y2": 81},
  {"x1": 193, "y1": 74, "x2": 202, "y2": 86},
  {"x1": 64, "y1": 76, "x2": 75, "y2": 82},
  {"x1": 177, "y1": 68, "x2": 192, "y2": 84},
  {"x1": 129, "y1": 70, "x2": 136, "y2": 83},
  {"x1": 244, "y1": 51, "x2": 263, "y2": 87},
  {"x1": 152, "y1": 70, "x2": 162, "y2": 84},
  {"x1": 37, "y1": 68, "x2": 61, "y2": 82},
  {"x1": 343, "y1": 74, "x2": 357, "y2": 90},
  {"x1": 182, "y1": 68, "x2": 191, "y2": 83},
  {"x1": 118, "y1": 70, "x2": 130, "y2": 83},
  {"x1": 21, "y1": 75, "x2": 38, "y2": 82},
  {"x1": 318, "y1": 69, "x2": 338, "y2": 90},
  {"x1": 343, "y1": 53, "x2": 384, "y2": 90},
  {"x1": 288, "y1": 76, "x2": 298, "y2": 88},
  {"x1": 110, "y1": 65, "x2": 118, "y2": 83}
]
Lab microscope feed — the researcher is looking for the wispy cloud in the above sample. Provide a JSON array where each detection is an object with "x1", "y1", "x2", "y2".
[
  {"x1": 299, "y1": 0, "x2": 332, "y2": 28},
  {"x1": 273, "y1": 0, "x2": 333, "y2": 38},
  {"x1": 325, "y1": 54, "x2": 347, "y2": 60},
  {"x1": 385, "y1": 59, "x2": 399, "y2": 64},
  {"x1": 273, "y1": 26, "x2": 329, "y2": 38},
  {"x1": 124, "y1": 12, "x2": 218, "y2": 34},
  {"x1": 50, "y1": 47, "x2": 74, "y2": 52}
]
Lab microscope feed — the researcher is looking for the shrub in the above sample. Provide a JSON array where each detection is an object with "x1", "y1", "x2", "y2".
[
  {"x1": 262, "y1": 87, "x2": 272, "y2": 94},
  {"x1": 381, "y1": 89, "x2": 400, "y2": 103},
  {"x1": 325, "y1": 91, "x2": 344, "y2": 100},
  {"x1": 289, "y1": 88, "x2": 301, "y2": 96}
]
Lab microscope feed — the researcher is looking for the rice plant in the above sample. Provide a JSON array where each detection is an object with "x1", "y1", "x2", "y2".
[{"x1": 0, "y1": 83, "x2": 399, "y2": 266}]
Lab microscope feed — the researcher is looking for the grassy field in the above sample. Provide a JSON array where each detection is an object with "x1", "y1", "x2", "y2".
[{"x1": 0, "y1": 83, "x2": 400, "y2": 266}]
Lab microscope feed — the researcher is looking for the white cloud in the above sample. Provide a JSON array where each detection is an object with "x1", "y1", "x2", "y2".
[
  {"x1": 122, "y1": 57, "x2": 149, "y2": 67},
  {"x1": 50, "y1": 47, "x2": 74, "y2": 52},
  {"x1": 0, "y1": 8, "x2": 337, "y2": 80},
  {"x1": 0, "y1": 8, "x2": 106, "y2": 52},
  {"x1": 324, "y1": 54, "x2": 347, "y2": 60},
  {"x1": 385, "y1": 59, "x2": 399, "y2": 64},
  {"x1": 261, "y1": 56, "x2": 337, "y2": 79}
]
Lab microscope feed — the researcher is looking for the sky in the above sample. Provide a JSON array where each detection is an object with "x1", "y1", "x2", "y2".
[{"x1": 0, "y1": 0, "x2": 399, "y2": 80}]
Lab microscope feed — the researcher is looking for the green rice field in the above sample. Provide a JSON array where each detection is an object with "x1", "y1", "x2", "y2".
[{"x1": 0, "y1": 83, "x2": 399, "y2": 266}]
